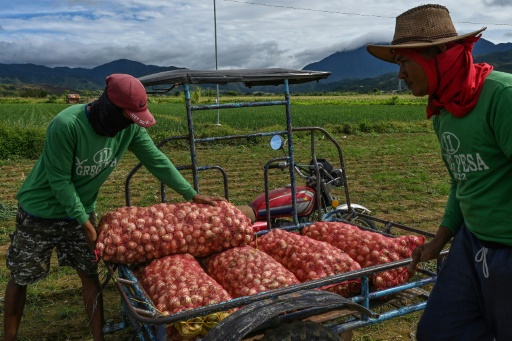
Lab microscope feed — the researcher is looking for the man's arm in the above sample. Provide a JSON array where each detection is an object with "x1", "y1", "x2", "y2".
[
  {"x1": 408, "y1": 225, "x2": 453, "y2": 275},
  {"x1": 82, "y1": 220, "x2": 97, "y2": 251}
]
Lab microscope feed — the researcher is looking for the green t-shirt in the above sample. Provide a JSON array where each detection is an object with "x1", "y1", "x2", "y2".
[
  {"x1": 433, "y1": 71, "x2": 512, "y2": 245},
  {"x1": 17, "y1": 104, "x2": 197, "y2": 224}
]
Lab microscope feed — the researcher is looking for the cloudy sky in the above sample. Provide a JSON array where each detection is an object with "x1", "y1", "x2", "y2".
[{"x1": 1, "y1": 0, "x2": 511, "y2": 70}]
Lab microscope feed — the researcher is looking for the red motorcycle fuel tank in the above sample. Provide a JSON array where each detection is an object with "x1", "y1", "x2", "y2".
[{"x1": 249, "y1": 186, "x2": 316, "y2": 220}]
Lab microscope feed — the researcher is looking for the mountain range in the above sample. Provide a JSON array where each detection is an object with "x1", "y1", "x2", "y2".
[
  {"x1": 303, "y1": 38, "x2": 512, "y2": 81},
  {"x1": 1, "y1": 38, "x2": 511, "y2": 94}
]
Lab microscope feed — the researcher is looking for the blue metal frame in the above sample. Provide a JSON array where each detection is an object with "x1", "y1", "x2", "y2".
[
  {"x1": 106, "y1": 244, "x2": 444, "y2": 340},
  {"x1": 113, "y1": 69, "x2": 442, "y2": 339}
]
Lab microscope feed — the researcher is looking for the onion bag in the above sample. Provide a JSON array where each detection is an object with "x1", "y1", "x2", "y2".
[
  {"x1": 205, "y1": 245, "x2": 300, "y2": 298},
  {"x1": 254, "y1": 229, "x2": 361, "y2": 297},
  {"x1": 302, "y1": 221, "x2": 425, "y2": 291},
  {"x1": 96, "y1": 201, "x2": 254, "y2": 263},
  {"x1": 133, "y1": 253, "x2": 233, "y2": 316}
]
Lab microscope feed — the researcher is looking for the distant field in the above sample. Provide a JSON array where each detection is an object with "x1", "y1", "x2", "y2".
[
  {"x1": 0, "y1": 95, "x2": 430, "y2": 159},
  {"x1": 0, "y1": 95, "x2": 427, "y2": 128},
  {"x1": 0, "y1": 102, "x2": 69, "y2": 127}
]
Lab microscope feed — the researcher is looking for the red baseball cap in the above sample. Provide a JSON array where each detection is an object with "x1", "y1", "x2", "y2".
[{"x1": 106, "y1": 74, "x2": 156, "y2": 127}]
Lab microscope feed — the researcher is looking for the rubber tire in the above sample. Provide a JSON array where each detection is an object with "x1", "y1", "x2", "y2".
[{"x1": 259, "y1": 321, "x2": 341, "y2": 341}]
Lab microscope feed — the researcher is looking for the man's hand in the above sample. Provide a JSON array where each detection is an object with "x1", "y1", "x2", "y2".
[
  {"x1": 408, "y1": 226, "x2": 453, "y2": 275},
  {"x1": 192, "y1": 194, "x2": 227, "y2": 206},
  {"x1": 82, "y1": 220, "x2": 98, "y2": 252}
]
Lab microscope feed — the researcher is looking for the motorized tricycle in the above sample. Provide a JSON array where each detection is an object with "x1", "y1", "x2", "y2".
[{"x1": 103, "y1": 68, "x2": 445, "y2": 341}]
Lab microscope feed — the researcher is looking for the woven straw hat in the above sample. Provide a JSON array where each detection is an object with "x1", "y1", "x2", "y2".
[{"x1": 366, "y1": 4, "x2": 486, "y2": 63}]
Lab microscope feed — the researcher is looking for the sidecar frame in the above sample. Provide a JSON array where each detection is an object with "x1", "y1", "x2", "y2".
[{"x1": 104, "y1": 68, "x2": 445, "y2": 340}]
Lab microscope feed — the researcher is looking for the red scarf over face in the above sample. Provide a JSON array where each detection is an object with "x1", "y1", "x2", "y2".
[{"x1": 399, "y1": 37, "x2": 493, "y2": 119}]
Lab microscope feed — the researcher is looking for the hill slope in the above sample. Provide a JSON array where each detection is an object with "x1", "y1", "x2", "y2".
[
  {"x1": 0, "y1": 39, "x2": 511, "y2": 94},
  {"x1": 0, "y1": 59, "x2": 183, "y2": 91},
  {"x1": 303, "y1": 38, "x2": 512, "y2": 83}
]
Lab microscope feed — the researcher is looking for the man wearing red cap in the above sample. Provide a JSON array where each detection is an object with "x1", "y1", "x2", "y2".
[{"x1": 3, "y1": 74, "x2": 224, "y2": 340}]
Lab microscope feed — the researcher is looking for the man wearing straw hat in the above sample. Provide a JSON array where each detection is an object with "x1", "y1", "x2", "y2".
[{"x1": 367, "y1": 4, "x2": 512, "y2": 341}]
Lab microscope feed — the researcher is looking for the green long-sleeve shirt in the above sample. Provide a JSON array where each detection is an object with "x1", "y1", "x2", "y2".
[
  {"x1": 433, "y1": 71, "x2": 512, "y2": 245},
  {"x1": 17, "y1": 104, "x2": 197, "y2": 224}
]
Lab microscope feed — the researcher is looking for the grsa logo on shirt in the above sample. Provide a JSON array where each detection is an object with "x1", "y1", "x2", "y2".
[
  {"x1": 75, "y1": 148, "x2": 118, "y2": 177},
  {"x1": 441, "y1": 132, "x2": 489, "y2": 181}
]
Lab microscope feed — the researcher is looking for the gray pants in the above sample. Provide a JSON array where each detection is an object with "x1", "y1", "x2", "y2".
[
  {"x1": 6, "y1": 206, "x2": 98, "y2": 286},
  {"x1": 417, "y1": 225, "x2": 512, "y2": 341}
]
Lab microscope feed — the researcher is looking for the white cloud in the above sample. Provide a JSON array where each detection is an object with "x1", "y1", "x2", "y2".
[
  {"x1": 483, "y1": 0, "x2": 512, "y2": 6},
  {"x1": 0, "y1": 1, "x2": 510, "y2": 70}
]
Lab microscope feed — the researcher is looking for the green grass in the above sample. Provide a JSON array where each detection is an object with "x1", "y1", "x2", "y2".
[
  {"x1": 0, "y1": 97, "x2": 429, "y2": 159},
  {"x1": 0, "y1": 102, "x2": 69, "y2": 127}
]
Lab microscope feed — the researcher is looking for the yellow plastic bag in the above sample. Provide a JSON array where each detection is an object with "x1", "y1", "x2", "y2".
[{"x1": 172, "y1": 311, "x2": 231, "y2": 338}]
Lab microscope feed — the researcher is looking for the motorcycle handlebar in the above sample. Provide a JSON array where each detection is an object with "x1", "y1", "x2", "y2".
[{"x1": 268, "y1": 162, "x2": 342, "y2": 179}]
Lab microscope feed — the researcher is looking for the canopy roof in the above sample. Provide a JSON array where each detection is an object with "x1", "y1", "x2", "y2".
[{"x1": 138, "y1": 68, "x2": 331, "y2": 88}]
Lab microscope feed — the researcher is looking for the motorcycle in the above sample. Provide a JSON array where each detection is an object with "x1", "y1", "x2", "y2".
[{"x1": 248, "y1": 135, "x2": 377, "y2": 231}]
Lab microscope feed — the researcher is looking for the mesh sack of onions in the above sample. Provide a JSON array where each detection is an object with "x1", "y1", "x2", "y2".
[
  {"x1": 253, "y1": 229, "x2": 361, "y2": 297},
  {"x1": 96, "y1": 201, "x2": 254, "y2": 263},
  {"x1": 204, "y1": 246, "x2": 300, "y2": 298},
  {"x1": 133, "y1": 253, "x2": 233, "y2": 317},
  {"x1": 302, "y1": 221, "x2": 425, "y2": 291}
]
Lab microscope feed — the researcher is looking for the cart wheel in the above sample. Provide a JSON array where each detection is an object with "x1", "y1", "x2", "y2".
[{"x1": 260, "y1": 321, "x2": 341, "y2": 341}]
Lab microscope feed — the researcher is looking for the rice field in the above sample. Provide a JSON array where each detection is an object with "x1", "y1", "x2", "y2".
[{"x1": 0, "y1": 94, "x2": 428, "y2": 143}]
